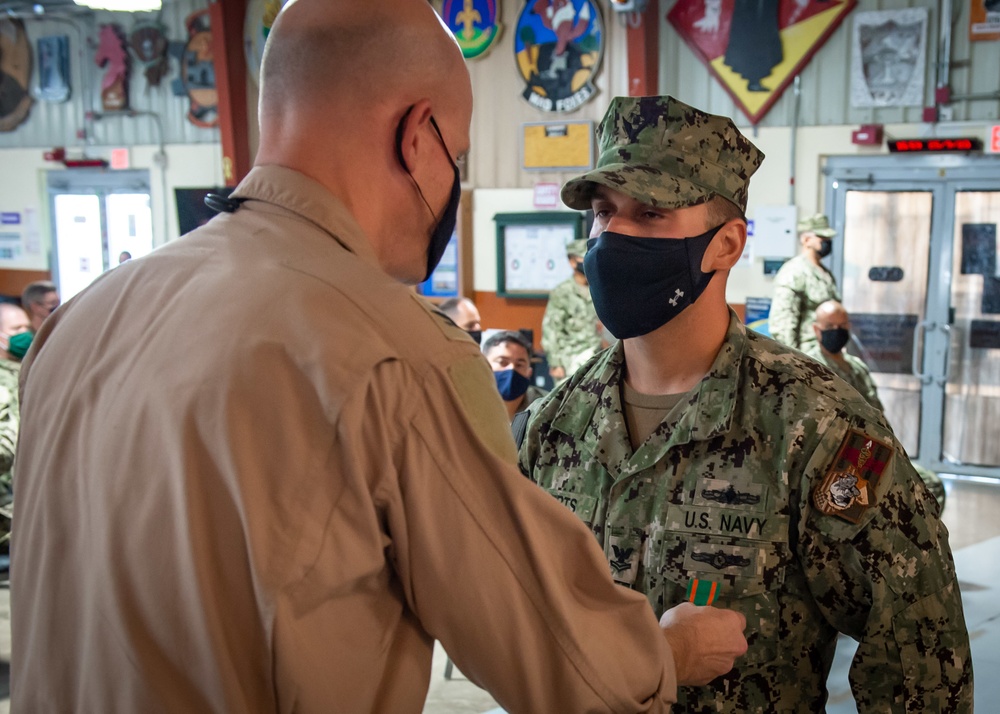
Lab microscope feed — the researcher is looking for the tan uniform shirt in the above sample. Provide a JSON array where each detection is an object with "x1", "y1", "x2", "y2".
[{"x1": 13, "y1": 167, "x2": 679, "y2": 713}]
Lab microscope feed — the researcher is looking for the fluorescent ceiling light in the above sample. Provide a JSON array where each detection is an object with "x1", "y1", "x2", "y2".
[{"x1": 74, "y1": 0, "x2": 162, "y2": 10}]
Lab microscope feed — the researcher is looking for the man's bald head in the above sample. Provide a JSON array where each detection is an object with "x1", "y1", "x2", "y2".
[
  {"x1": 257, "y1": 0, "x2": 471, "y2": 166},
  {"x1": 253, "y1": 0, "x2": 473, "y2": 285},
  {"x1": 814, "y1": 300, "x2": 849, "y2": 326}
]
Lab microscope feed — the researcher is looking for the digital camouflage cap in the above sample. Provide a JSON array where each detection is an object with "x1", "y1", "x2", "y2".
[
  {"x1": 561, "y1": 95, "x2": 764, "y2": 213},
  {"x1": 797, "y1": 213, "x2": 836, "y2": 237}
]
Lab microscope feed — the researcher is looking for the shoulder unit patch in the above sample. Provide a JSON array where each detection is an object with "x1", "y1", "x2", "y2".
[{"x1": 813, "y1": 429, "x2": 893, "y2": 523}]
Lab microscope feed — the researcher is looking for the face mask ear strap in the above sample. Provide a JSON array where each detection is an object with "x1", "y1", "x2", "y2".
[{"x1": 395, "y1": 105, "x2": 415, "y2": 172}]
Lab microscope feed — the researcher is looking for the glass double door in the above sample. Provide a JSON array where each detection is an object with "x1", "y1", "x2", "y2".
[
  {"x1": 48, "y1": 169, "x2": 153, "y2": 301},
  {"x1": 825, "y1": 155, "x2": 1000, "y2": 478}
]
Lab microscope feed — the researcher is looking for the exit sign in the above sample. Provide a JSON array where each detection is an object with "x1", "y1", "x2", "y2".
[{"x1": 888, "y1": 138, "x2": 983, "y2": 153}]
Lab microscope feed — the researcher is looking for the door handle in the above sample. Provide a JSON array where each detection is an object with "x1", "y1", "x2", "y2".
[
  {"x1": 935, "y1": 323, "x2": 953, "y2": 387},
  {"x1": 912, "y1": 320, "x2": 934, "y2": 385}
]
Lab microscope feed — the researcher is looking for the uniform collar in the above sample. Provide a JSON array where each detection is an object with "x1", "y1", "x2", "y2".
[
  {"x1": 549, "y1": 309, "x2": 746, "y2": 481},
  {"x1": 230, "y1": 165, "x2": 381, "y2": 270}
]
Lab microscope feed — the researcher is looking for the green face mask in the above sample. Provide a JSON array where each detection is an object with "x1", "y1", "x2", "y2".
[{"x1": 8, "y1": 331, "x2": 33, "y2": 360}]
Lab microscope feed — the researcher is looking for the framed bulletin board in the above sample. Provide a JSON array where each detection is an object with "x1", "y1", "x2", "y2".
[
  {"x1": 496, "y1": 212, "x2": 584, "y2": 299},
  {"x1": 521, "y1": 121, "x2": 594, "y2": 171}
]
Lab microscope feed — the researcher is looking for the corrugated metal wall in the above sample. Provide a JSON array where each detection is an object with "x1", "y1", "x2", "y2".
[
  {"x1": 0, "y1": 0, "x2": 219, "y2": 149},
  {"x1": 658, "y1": 0, "x2": 1000, "y2": 127}
]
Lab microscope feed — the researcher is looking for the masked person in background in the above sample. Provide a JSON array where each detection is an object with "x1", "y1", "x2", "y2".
[
  {"x1": 20, "y1": 280, "x2": 60, "y2": 334},
  {"x1": 520, "y1": 95, "x2": 972, "y2": 712},
  {"x1": 0, "y1": 301, "x2": 29, "y2": 519},
  {"x1": 482, "y1": 330, "x2": 547, "y2": 422},
  {"x1": 805, "y1": 299, "x2": 946, "y2": 511},
  {"x1": 769, "y1": 214, "x2": 840, "y2": 351},
  {"x1": 805, "y1": 300, "x2": 883, "y2": 412},
  {"x1": 439, "y1": 296, "x2": 482, "y2": 344},
  {"x1": 542, "y1": 238, "x2": 602, "y2": 382}
]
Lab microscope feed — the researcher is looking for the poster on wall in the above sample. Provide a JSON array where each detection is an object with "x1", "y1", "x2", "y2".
[
  {"x1": 441, "y1": 0, "x2": 502, "y2": 59},
  {"x1": 970, "y1": 0, "x2": 1000, "y2": 42},
  {"x1": 667, "y1": 0, "x2": 857, "y2": 125},
  {"x1": 849, "y1": 8, "x2": 928, "y2": 108},
  {"x1": 0, "y1": 18, "x2": 34, "y2": 133},
  {"x1": 513, "y1": 0, "x2": 604, "y2": 114}
]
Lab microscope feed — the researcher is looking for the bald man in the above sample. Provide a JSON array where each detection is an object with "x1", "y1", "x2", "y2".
[
  {"x1": 12, "y1": 2, "x2": 746, "y2": 712},
  {"x1": 805, "y1": 300, "x2": 884, "y2": 413}
]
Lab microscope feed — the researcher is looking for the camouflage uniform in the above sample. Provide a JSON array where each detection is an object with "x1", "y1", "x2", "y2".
[
  {"x1": 521, "y1": 313, "x2": 972, "y2": 712},
  {"x1": 0, "y1": 358, "x2": 20, "y2": 504},
  {"x1": 804, "y1": 344, "x2": 884, "y2": 413},
  {"x1": 541, "y1": 277, "x2": 601, "y2": 377},
  {"x1": 770, "y1": 254, "x2": 840, "y2": 352},
  {"x1": 524, "y1": 95, "x2": 972, "y2": 712}
]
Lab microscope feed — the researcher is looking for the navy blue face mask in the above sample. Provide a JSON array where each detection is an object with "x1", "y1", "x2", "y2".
[
  {"x1": 494, "y1": 368, "x2": 531, "y2": 402},
  {"x1": 583, "y1": 225, "x2": 723, "y2": 339},
  {"x1": 396, "y1": 108, "x2": 461, "y2": 282}
]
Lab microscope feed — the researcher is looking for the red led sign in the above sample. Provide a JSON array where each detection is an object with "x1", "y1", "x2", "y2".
[{"x1": 888, "y1": 138, "x2": 983, "y2": 153}]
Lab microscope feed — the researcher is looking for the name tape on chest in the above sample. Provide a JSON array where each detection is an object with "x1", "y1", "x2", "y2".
[
  {"x1": 665, "y1": 503, "x2": 785, "y2": 541},
  {"x1": 813, "y1": 429, "x2": 892, "y2": 523}
]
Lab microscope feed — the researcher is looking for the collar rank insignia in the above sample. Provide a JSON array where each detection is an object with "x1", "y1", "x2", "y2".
[
  {"x1": 691, "y1": 549, "x2": 752, "y2": 571},
  {"x1": 813, "y1": 429, "x2": 892, "y2": 523},
  {"x1": 701, "y1": 484, "x2": 761, "y2": 506},
  {"x1": 686, "y1": 578, "x2": 721, "y2": 606}
]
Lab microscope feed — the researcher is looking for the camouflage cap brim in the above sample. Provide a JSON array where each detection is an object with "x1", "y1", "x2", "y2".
[
  {"x1": 812, "y1": 227, "x2": 836, "y2": 238},
  {"x1": 561, "y1": 163, "x2": 715, "y2": 212}
]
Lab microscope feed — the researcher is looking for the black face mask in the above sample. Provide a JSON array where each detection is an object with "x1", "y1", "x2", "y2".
[
  {"x1": 573, "y1": 261, "x2": 587, "y2": 277},
  {"x1": 466, "y1": 329, "x2": 482, "y2": 345},
  {"x1": 817, "y1": 239, "x2": 833, "y2": 258},
  {"x1": 820, "y1": 327, "x2": 850, "y2": 354},
  {"x1": 583, "y1": 225, "x2": 722, "y2": 339},
  {"x1": 396, "y1": 108, "x2": 461, "y2": 282}
]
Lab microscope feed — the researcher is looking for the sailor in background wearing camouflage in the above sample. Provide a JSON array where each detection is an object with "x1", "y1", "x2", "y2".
[
  {"x1": 0, "y1": 303, "x2": 30, "y2": 498},
  {"x1": 805, "y1": 299, "x2": 947, "y2": 512},
  {"x1": 805, "y1": 300, "x2": 884, "y2": 412},
  {"x1": 482, "y1": 329, "x2": 548, "y2": 422},
  {"x1": 769, "y1": 213, "x2": 840, "y2": 351},
  {"x1": 0, "y1": 302, "x2": 31, "y2": 550},
  {"x1": 520, "y1": 95, "x2": 973, "y2": 712},
  {"x1": 541, "y1": 238, "x2": 602, "y2": 381}
]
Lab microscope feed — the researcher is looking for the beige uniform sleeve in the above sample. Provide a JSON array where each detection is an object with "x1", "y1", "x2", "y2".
[{"x1": 351, "y1": 356, "x2": 678, "y2": 713}]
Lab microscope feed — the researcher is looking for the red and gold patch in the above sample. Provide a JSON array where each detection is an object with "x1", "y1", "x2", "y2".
[{"x1": 813, "y1": 429, "x2": 893, "y2": 523}]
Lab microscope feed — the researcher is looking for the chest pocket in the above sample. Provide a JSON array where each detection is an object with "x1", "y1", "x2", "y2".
[{"x1": 656, "y1": 534, "x2": 789, "y2": 666}]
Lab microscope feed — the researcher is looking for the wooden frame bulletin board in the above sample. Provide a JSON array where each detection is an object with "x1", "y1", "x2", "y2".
[
  {"x1": 495, "y1": 211, "x2": 584, "y2": 299},
  {"x1": 521, "y1": 121, "x2": 595, "y2": 171}
]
